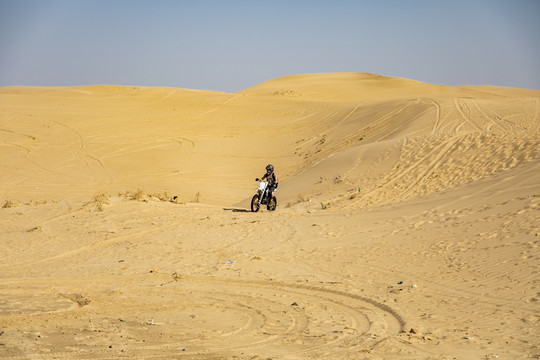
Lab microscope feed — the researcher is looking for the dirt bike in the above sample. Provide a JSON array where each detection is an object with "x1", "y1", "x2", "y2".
[{"x1": 251, "y1": 178, "x2": 277, "y2": 212}]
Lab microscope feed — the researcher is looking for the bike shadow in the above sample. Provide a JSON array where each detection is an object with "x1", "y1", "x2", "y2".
[{"x1": 223, "y1": 208, "x2": 250, "y2": 213}]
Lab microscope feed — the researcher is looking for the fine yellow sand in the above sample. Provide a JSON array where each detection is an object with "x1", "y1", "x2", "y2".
[{"x1": 0, "y1": 73, "x2": 539, "y2": 359}]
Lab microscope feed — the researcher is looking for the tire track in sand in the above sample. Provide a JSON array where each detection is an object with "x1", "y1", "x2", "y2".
[
  {"x1": 0, "y1": 277, "x2": 407, "y2": 359},
  {"x1": 454, "y1": 98, "x2": 482, "y2": 132}
]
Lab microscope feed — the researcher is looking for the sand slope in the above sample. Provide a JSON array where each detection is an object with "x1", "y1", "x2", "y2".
[{"x1": 0, "y1": 73, "x2": 539, "y2": 359}]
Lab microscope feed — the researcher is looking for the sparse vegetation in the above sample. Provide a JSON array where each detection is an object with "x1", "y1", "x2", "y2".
[
  {"x1": 317, "y1": 176, "x2": 327, "y2": 183},
  {"x1": 25, "y1": 200, "x2": 49, "y2": 206},
  {"x1": 92, "y1": 191, "x2": 110, "y2": 211},
  {"x1": 149, "y1": 191, "x2": 183, "y2": 204},
  {"x1": 349, "y1": 188, "x2": 361, "y2": 200},
  {"x1": 152, "y1": 191, "x2": 170, "y2": 202},
  {"x1": 285, "y1": 194, "x2": 311, "y2": 208},
  {"x1": 116, "y1": 190, "x2": 182, "y2": 204},
  {"x1": 2, "y1": 200, "x2": 14, "y2": 208},
  {"x1": 134, "y1": 189, "x2": 146, "y2": 202},
  {"x1": 93, "y1": 192, "x2": 109, "y2": 204}
]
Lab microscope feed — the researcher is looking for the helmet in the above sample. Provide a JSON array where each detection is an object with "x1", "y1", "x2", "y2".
[{"x1": 266, "y1": 164, "x2": 274, "y2": 173}]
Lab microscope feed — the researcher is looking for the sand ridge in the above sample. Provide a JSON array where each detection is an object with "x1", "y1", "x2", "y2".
[{"x1": 0, "y1": 73, "x2": 539, "y2": 359}]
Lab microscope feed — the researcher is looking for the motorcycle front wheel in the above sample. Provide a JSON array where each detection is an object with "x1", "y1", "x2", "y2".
[
  {"x1": 267, "y1": 196, "x2": 277, "y2": 211},
  {"x1": 251, "y1": 194, "x2": 260, "y2": 212}
]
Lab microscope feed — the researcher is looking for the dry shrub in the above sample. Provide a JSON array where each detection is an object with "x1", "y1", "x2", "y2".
[
  {"x1": 134, "y1": 189, "x2": 145, "y2": 202},
  {"x1": 92, "y1": 192, "x2": 109, "y2": 211},
  {"x1": 285, "y1": 194, "x2": 311, "y2": 208},
  {"x1": 2, "y1": 200, "x2": 14, "y2": 208},
  {"x1": 320, "y1": 202, "x2": 330, "y2": 210},
  {"x1": 349, "y1": 188, "x2": 361, "y2": 200},
  {"x1": 93, "y1": 192, "x2": 109, "y2": 204},
  {"x1": 118, "y1": 190, "x2": 181, "y2": 204},
  {"x1": 149, "y1": 191, "x2": 183, "y2": 204},
  {"x1": 152, "y1": 191, "x2": 170, "y2": 202}
]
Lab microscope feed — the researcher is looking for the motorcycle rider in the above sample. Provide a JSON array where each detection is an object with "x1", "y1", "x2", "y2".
[{"x1": 261, "y1": 164, "x2": 278, "y2": 198}]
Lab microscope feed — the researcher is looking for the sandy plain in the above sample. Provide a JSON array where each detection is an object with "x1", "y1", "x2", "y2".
[{"x1": 0, "y1": 73, "x2": 539, "y2": 359}]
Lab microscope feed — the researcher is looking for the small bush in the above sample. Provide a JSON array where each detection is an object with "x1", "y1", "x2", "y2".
[
  {"x1": 92, "y1": 192, "x2": 109, "y2": 211},
  {"x1": 153, "y1": 191, "x2": 169, "y2": 202},
  {"x1": 134, "y1": 189, "x2": 146, "y2": 202}
]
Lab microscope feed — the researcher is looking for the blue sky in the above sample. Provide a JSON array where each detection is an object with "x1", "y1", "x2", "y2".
[{"x1": 1, "y1": 0, "x2": 539, "y2": 92}]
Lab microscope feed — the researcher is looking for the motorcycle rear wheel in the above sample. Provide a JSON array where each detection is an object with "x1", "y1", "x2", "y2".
[{"x1": 251, "y1": 194, "x2": 260, "y2": 212}]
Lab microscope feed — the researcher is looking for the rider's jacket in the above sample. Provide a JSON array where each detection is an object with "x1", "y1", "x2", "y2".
[{"x1": 262, "y1": 172, "x2": 278, "y2": 187}]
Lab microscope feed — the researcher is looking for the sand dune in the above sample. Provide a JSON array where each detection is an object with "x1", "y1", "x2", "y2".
[{"x1": 0, "y1": 73, "x2": 539, "y2": 359}]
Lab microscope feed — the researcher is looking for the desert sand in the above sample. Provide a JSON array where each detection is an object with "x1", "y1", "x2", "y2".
[{"x1": 0, "y1": 72, "x2": 539, "y2": 359}]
